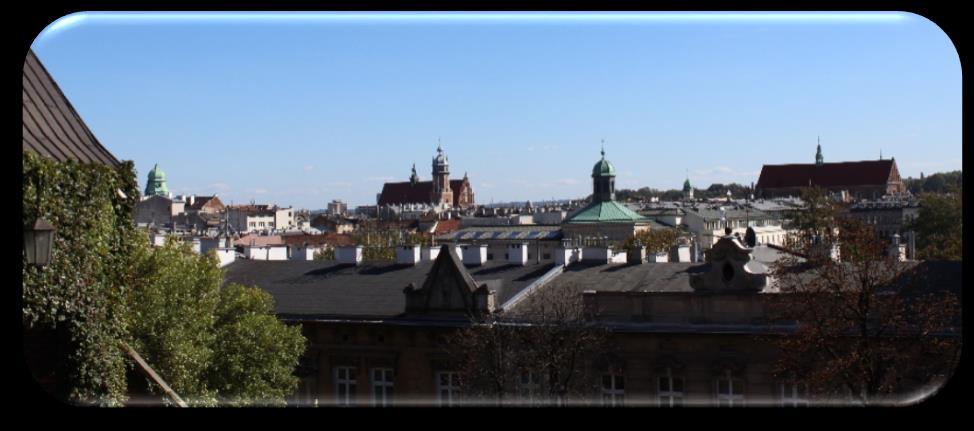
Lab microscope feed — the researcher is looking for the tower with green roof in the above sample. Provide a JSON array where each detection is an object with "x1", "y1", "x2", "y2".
[
  {"x1": 562, "y1": 147, "x2": 650, "y2": 244},
  {"x1": 144, "y1": 163, "x2": 169, "y2": 198}
]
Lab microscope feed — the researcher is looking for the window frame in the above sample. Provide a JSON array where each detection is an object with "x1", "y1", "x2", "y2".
[
  {"x1": 779, "y1": 382, "x2": 809, "y2": 407},
  {"x1": 435, "y1": 371, "x2": 461, "y2": 407},
  {"x1": 371, "y1": 367, "x2": 395, "y2": 407},
  {"x1": 715, "y1": 370, "x2": 744, "y2": 407},
  {"x1": 334, "y1": 366, "x2": 357, "y2": 406},
  {"x1": 657, "y1": 368, "x2": 684, "y2": 407},
  {"x1": 600, "y1": 372, "x2": 625, "y2": 407}
]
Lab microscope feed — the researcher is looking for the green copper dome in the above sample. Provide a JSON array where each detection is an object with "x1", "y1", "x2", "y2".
[
  {"x1": 144, "y1": 163, "x2": 169, "y2": 197},
  {"x1": 683, "y1": 178, "x2": 692, "y2": 192},
  {"x1": 591, "y1": 149, "x2": 615, "y2": 178}
]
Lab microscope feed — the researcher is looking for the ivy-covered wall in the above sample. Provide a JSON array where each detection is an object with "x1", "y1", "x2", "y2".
[{"x1": 22, "y1": 151, "x2": 142, "y2": 405}]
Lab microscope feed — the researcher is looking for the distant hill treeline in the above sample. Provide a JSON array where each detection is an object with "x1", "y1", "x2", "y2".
[
  {"x1": 903, "y1": 170, "x2": 962, "y2": 194},
  {"x1": 617, "y1": 183, "x2": 752, "y2": 202},
  {"x1": 616, "y1": 170, "x2": 962, "y2": 202}
]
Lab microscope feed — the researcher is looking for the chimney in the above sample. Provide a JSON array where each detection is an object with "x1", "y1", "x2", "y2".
[
  {"x1": 336, "y1": 245, "x2": 363, "y2": 265},
  {"x1": 627, "y1": 246, "x2": 646, "y2": 264},
  {"x1": 462, "y1": 244, "x2": 488, "y2": 266},
  {"x1": 422, "y1": 246, "x2": 441, "y2": 262},
  {"x1": 396, "y1": 244, "x2": 421, "y2": 265},
  {"x1": 554, "y1": 246, "x2": 578, "y2": 267},
  {"x1": 508, "y1": 242, "x2": 529, "y2": 266},
  {"x1": 647, "y1": 248, "x2": 669, "y2": 263}
]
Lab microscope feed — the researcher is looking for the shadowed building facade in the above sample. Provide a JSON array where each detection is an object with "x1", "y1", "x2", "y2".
[{"x1": 755, "y1": 144, "x2": 905, "y2": 200}]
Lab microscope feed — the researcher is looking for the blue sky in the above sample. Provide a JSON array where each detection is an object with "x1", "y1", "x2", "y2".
[{"x1": 31, "y1": 12, "x2": 960, "y2": 209}]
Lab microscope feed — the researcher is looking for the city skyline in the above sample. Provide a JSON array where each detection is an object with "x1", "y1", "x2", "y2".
[{"x1": 31, "y1": 12, "x2": 961, "y2": 209}]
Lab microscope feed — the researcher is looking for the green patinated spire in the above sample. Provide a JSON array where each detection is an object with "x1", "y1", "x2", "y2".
[{"x1": 144, "y1": 163, "x2": 169, "y2": 197}]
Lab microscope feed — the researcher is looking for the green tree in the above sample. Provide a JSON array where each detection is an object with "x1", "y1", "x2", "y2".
[
  {"x1": 621, "y1": 228, "x2": 683, "y2": 254},
  {"x1": 209, "y1": 284, "x2": 306, "y2": 406},
  {"x1": 125, "y1": 238, "x2": 306, "y2": 406},
  {"x1": 125, "y1": 238, "x2": 222, "y2": 404},
  {"x1": 906, "y1": 192, "x2": 962, "y2": 261}
]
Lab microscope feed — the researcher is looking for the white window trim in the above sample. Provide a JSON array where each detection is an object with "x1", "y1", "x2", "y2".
[
  {"x1": 715, "y1": 370, "x2": 744, "y2": 407},
  {"x1": 371, "y1": 368, "x2": 394, "y2": 407},
  {"x1": 436, "y1": 371, "x2": 461, "y2": 407},
  {"x1": 334, "y1": 366, "x2": 357, "y2": 406},
  {"x1": 601, "y1": 373, "x2": 625, "y2": 407},
  {"x1": 657, "y1": 368, "x2": 684, "y2": 407},
  {"x1": 780, "y1": 382, "x2": 809, "y2": 407}
]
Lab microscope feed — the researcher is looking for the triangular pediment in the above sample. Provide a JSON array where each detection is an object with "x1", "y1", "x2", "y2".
[{"x1": 403, "y1": 244, "x2": 488, "y2": 316}]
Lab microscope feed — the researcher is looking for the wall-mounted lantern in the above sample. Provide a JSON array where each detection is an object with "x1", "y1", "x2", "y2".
[{"x1": 24, "y1": 218, "x2": 55, "y2": 267}]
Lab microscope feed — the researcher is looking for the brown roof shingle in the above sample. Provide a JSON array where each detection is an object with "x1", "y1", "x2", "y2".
[
  {"x1": 22, "y1": 50, "x2": 120, "y2": 166},
  {"x1": 756, "y1": 160, "x2": 896, "y2": 190},
  {"x1": 377, "y1": 179, "x2": 467, "y2": 207}
]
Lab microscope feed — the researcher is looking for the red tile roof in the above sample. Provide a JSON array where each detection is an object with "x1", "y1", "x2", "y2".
[
  {"x1": 235, "y1": 234, "x2": 284, "y2": 247},
  {"x1": 432, "y1": 219, "x2": 461, "y2": 235},
  {"x1": 186, "y1": 196, "x2": 224, "y2": 211},
  {"x1": 377, "y1": 180, "x2": 467, "y2": 207},
  {"x1": 756, "y1": 160, "x2": 896, "y2": 190},
  {"x1": 281, "y1": 233, "x2": 355, "y2": 247}
]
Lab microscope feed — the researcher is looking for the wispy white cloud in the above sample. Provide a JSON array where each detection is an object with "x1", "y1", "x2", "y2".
[
  {"x1": 555, "y1": 178, "x2": 579, "y2": 185},
  {"x1": 365, "y1": 176, "x2": 396, "y2": 182},
  {"x1": 252, "y1": 188, "x2": 269, "y2": 195},
  {"x1": 303, "y1": 165, "x2": 314, "y2": 172}
]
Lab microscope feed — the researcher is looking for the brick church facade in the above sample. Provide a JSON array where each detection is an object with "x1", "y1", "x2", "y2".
[{"x1": 377, "y1": 145, "x2": 475, "y2": 209}]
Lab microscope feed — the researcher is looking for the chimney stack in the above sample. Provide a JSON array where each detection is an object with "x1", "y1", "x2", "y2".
[
  {"x1": 461, "y1": 244, "x2": 488, "y2": 266},
  {"x1": 396, "y1": 244, "x2": 421, "y2": 265},
  {"x1": 336, "y1": 245, "x2": 363, "y2": 265},
  {"x1": 508, "y1": 242, "x2": 529, "y2": 266}
]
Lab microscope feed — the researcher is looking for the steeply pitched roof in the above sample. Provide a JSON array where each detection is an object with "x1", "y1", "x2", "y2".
[
  {"x1": 377, "y1": 179, "x2": 468, "y2": 207},
  {"x1": 756, "y1": 160, "x2": 896, "y2": 190},
  {"x1": 564, "y1": 200, "x2": 649, "y2": 224},
  {"x1": 22, "y1": 50, "x2": 120, "y2": 166}
]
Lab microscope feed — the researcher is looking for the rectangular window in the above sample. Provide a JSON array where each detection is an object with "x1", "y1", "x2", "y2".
[
  {"x1": 334, "y1": 366, "x2": 357, "y2": 406},
  {"x1": 371, "y1": 368, "x2": 394, "y2": 407},
  {"x1": 601, "y1": 373, "x2": 625, "y2": 407},
  {"x1": 657, "y1": 369, "x2": 684, "y2": 407},
  {"x1": 780, "y1": 382, "x2": 808, "y2": 407},
  {"x1": 518, "y1": 371, "x2": 541, "y2": 405},
  {"x1": 436, "y1": 371, "x2": 461, "y2": 407},
  {"x1": 715, "y1": 371, "x2": 744, "y2": 407}
]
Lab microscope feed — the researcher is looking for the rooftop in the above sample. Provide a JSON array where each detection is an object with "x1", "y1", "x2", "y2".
[
  {"x1": 222, "y1": 259, "x2": 555, "y2": 319},
  {"x1": 564, "y1": 200, "x2": 648, "y2": 224}
]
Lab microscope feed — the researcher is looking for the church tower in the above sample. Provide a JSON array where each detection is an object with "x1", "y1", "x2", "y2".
[
  {"x1": 431, "y1": 142, "x2": 453, "y2": 207},
  {"x1": 591, "y1": 147, "x2": 616, "y2": 202},
  {"x1": 815, "y1": 137, "x2": 824, "y2": 166}
]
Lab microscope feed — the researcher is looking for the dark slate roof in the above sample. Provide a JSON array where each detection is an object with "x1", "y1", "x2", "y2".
[
  {"x1": 222, "y1": 259, "x2": 554, "y2": 319},
  {"x1": 756, "y1": 160, "x2": 895, "y2": 190},
  {"x1": 22, "y1": 50, "x2": 120, "y2": 166},
  {"x1": 377, "y1": 179, "x2": 468, "y2": 207},
  {"x1": 543, "y1": 262, "x2": 706, "y2": 293}
]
